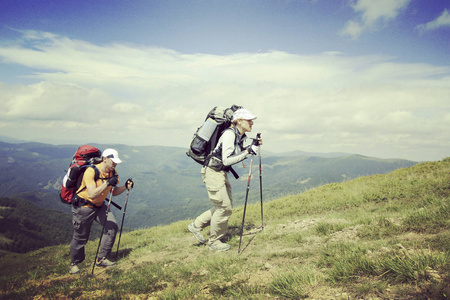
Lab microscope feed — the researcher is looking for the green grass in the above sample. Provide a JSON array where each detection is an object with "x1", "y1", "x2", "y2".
[
  {"x1": 269, "y1": 266, "x2": 320, "y2": 299},
  {"x1": 1, "y1": 158, "x2": 450, "y2": 299}
]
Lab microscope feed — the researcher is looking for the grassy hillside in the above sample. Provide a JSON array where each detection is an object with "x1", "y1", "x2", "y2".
[{"x1": 0, "y1": 159, "x2": 448, "y2": 299}]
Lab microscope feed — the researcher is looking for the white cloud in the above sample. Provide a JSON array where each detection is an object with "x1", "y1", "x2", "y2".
[
  {"x1": 340, "y1": 20, "x2": 364, "y2": 40},
  {"x1": 111, "y1": 102, "x2": 142, "y2": 114},
  {"x1": 1, "y1": 82, "x2": 108, "y2": 121},
  {"x1": 0, "y1": 31, "x2": 449, "y2": 161},
  {"x1": 341, "y1": 0, "x2": 411, "y2": 39},
  {"x1": 415, "y1": 9, "x2": 450, "y2": 35}
]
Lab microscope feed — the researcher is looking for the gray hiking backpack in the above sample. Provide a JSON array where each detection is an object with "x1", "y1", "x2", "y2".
[{"x1": 187, "y1": 105, "x2": 242, "y2": 166}]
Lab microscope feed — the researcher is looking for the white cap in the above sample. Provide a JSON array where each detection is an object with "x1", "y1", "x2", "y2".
[
  {"x1": 102, "y1": 148, "x2": 122, "y2": 164},
  {"x1": 232, "y1": 108, "x2": 257, "y2": 122}
]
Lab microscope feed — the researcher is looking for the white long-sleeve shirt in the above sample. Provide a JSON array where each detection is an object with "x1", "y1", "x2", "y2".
[{"x1": 214, "y1": 127, "x2": 249, "y2": 167}]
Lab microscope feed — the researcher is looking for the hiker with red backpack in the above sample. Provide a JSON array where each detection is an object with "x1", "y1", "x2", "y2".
[
  {"x1": 188, "y1": 108, "x2": 262, "y2": 252},
  {"x1": 69, "y1": 148, "x2": 134, "y2": 275}
]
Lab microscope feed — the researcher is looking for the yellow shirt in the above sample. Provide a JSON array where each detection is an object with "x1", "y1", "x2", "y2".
[{"x1": 76, "y1": 162, "x2": 119, "y2": 207}]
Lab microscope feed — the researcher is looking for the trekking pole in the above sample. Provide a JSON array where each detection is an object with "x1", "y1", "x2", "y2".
[
  {"x1": 256, "y1": 133, "x2": 264, "y2": 229},
  {"x1": 91, "y1": 187, "x2": 114, "y2": 276},
  {"x1": 115, "y1": 188, "x2": 130, "y2": 259},
  {"x1": 238, "y1": 152, "x2": 254, "y2": 253}
]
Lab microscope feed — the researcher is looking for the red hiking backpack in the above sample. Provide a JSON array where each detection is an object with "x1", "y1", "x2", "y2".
[{"x1": 59, "y1": 145, "x2": 102, "y2": 205}]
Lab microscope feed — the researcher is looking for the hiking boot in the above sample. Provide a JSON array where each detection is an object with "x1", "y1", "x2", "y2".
[
  {"x1": 208, "y1": 242, "x2": 231, "y2": 252},
  {"x1": 70, "y1": 263, "x2": 80, "y2": 275},
  {"x1": 188, "y1": 222, "x2": 206, "y2": 244},
  {"x1": 96, "y1": 257, "x2": 116, "y2": 268}
]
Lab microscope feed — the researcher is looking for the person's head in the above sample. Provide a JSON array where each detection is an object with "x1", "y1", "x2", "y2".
[
  {"x1": 232, "y1": 108, "x2": 257, "y2": 134},
  {"x1": 102, "y1": 148, "x2": 122, "y2": 172}
]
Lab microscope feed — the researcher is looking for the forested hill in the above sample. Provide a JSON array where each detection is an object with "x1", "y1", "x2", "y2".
[{"x1": 0, "y1": 197, "x2": 103, "y2": 254}]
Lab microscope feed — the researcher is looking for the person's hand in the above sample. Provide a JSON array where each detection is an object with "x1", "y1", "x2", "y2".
[
  {"x1": 248, "y1": 145, "x2": 259, "y2": 155},
  {"x1": 254, "y1": 138, "x2": 262, "y2": 146},
  {"x1": 126, "y1": 178, "x2": 134, "y2": 190},
  {"x1": 107, "y1": 176, "x2": 118, "y2": 187}
]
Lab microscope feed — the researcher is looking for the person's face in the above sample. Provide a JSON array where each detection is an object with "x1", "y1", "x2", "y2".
[
  {"x1": 104, "y1": 157, "x2": 117, "y2": 173},
  {"x1": 240, "y1": 119, "x2": 254, "y2": 133}
]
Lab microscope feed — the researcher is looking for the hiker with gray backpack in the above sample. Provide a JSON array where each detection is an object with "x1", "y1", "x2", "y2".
[{"x1": 187, "y1": 107, "x2": 262, "y2": 252}]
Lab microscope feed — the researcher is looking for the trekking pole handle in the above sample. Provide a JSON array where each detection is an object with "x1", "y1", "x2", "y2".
[
  {"x1": 126, "y1": 178, "x2": 134, "y2": 190},
  {"x1": 252, "y1": 133, "x2": 261, "y2": 146}
]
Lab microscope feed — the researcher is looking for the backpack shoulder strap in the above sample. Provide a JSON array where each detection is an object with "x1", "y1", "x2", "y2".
[
  {"x1": 226, "y1": 126, "x2": 243, "y2": 152},
  {"x1": 91, "y1": 165, "x2": 100, "y2": 181},
  {"x1": 220, "y1": 127, "x2": 241, "y2": 180},
  {"x1": 75, "y1": 165, "x2": 94, "y2": 195}
]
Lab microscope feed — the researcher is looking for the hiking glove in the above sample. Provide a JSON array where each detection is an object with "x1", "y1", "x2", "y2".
[
  {"x1": 126, "y1": 178, "x2": 134, "y2": 190},
  {"x1": 107, "y1": 176, "x2": 118, "y2": 187},
  {"x1": 247, "y1": 145, "x2": 258, "y2": 155}
]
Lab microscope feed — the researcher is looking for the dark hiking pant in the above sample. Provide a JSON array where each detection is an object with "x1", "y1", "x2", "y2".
[{"x1": 70, "y1": 203, "x2": 118, "y2": 264}]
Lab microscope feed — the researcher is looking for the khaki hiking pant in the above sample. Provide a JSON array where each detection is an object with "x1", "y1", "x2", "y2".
[{"x1": 195, "y1": 166, "x2": 233, "y2": 246}]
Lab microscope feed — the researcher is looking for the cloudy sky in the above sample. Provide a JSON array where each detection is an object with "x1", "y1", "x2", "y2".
[{"x1": 0, "y1": 0, "x2": 449, "y2": 162}]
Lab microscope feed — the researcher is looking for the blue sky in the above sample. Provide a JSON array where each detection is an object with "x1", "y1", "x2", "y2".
[{"x1": 0, "y1": 0, "x2": 449, "y2": 162}]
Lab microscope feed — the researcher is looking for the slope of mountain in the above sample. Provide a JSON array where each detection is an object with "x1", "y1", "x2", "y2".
[{"x1": 0, "y1": 158, "x2": 448, "y2": 299}]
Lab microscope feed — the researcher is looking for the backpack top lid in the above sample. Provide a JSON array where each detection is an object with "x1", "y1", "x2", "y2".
[
  {"x1": 207, "y1": 106, "x2": 234, "y2": 123},
  {"x1": 73, "y1": 145, "x2": 102, "y2": 167}
]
